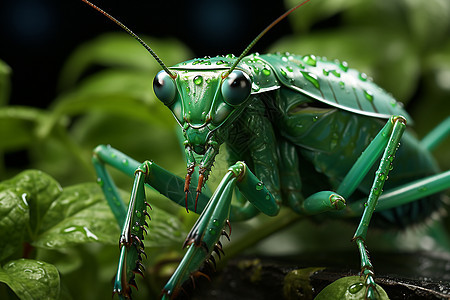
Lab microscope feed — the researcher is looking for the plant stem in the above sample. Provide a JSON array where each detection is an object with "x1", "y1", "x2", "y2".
[{"x1": 222, "y1": 208, "x2": 301, "y2": 264}]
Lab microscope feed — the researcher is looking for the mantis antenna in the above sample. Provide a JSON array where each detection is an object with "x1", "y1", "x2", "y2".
[
  {"x1": 223, "y1": 0, "x2": 313, "y2": 78},
  {"x1": 81, "y1": 0, "x2": 176, "y2": 79}
]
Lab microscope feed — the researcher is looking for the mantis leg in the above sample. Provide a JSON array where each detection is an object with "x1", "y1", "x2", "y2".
[
  {"x1": 297, "y1": 116, "x2": 407, "y2": 298},
  {"x1": 162, "y1": 161, "x2": 279, "y2": 298},
  {"x1": 350, "y1": 116, "x2": 407, "y2": 299},
  {"x1": 92, "y1": 144, "x2": 211, "y2": 299},
  {"x1": 92, "y1": 144, "x2": 211, "y2": 221},
  {"x1": 349, "y1": 170, "x2": 450, "y2": 214},
  {"x1": 420, "y1": 116, "x2": 450, "y2": 151}
]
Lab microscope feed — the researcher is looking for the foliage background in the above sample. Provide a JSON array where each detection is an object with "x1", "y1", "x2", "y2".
[{"x1": 0, "y1": 0, "x2": 449, "y2": 299}]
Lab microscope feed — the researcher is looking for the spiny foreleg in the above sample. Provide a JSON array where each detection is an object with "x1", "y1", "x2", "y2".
[
  {"x1": 162, "y1": 161, "x2": 279, "y2": 299},
  {"x1": 114, "y1": 163, "x2": 152, "y2": 299}
]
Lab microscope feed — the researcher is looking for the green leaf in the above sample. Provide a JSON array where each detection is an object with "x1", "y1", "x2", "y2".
[
  {"x1": 0, "y1": 184, "x2": 29, "y2": 261},
  {"x1": 0, "y1": 60, "x2": 11, "y2": 106},
  {"x1": 315, "y1": 276, "x2": 389, "y2": 300},
  {"x1": 0, "y1": 170, "x2": 61, "y2": 261},
  {"x1": 37, "y1": 70, "x2": 175, "y2": 139},
  {"x1": 403, "y1": 0, "x2": 450, "y2": 48},
  {"x1": 34, "y1": 183, "x2": 119, "y2": 248},
  {"x1": 0, "y1": 259, "x2": 60, "y2": 300},
  {"x1": 0, "y1": 170, "x2": 119, "y2": 256},
  {"x1": 13, "y1": 171, "x2": 62, "y2": 239},
  {"x1": 58, "y1": 33, "x2": 192, "y2": 90},
  {"x1": 0, "y1": 107, "x2": 47, "y2": 151},
  {"x1": 55, "y1": 71, "x2": 171, "y2": 126},
  {"x1": 142, "y1": 204, "x2": 188, "y2": 249},
  {"x1": 284, "y1": 0, "x2": 362, "y2": 33}
]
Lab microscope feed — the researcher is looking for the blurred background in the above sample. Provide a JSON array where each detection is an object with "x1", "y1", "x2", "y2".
[
  {"x1": 1, "y1": 0, "x2": 449, "y2": 182},
  {"x1": 0, "y1": 0, "x2": 288, "y2": 108},
  {"x1": 0, "y1": 0, "x2": 449, "y2": 299}
]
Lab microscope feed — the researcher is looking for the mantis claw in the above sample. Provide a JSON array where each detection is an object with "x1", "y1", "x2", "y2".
[
  {"x1": 221, "y1": 229, "x2": 230, "y2": 241},
  {"x1": 225, "y1": 219, "x2": 232, "y2": 236},
  {"x1": 184, "y1": 164, "x2": 195, "y2": 213},
  {"x1": 195, "y1": 171, "x2": 206, "y2": 213}
]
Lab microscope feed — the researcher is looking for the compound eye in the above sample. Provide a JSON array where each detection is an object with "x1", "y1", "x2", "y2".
[
  {"x1": 221, "y1": 70, "x2": 251, "y2": 106},
  {"x1": 153, "y1": 70, "x2": 176, "y2": 105}
]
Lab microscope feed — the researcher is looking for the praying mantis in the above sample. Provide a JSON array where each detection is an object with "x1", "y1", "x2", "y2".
[{"x1": 82, "y1": 0, "x2": 450, "y2": 298}]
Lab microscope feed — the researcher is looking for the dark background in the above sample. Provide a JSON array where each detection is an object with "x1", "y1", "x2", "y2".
[{"x1": 0, "y1": 0, "x2": 292, "y2": 109}]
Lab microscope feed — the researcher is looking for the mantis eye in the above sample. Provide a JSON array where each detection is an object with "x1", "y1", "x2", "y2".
[
  {"x1": 221, "y1": 70, "x2": 251, "y2": 106},
  {"x1": 153, "y1": 71, "x2": 176, "y2": 105}
]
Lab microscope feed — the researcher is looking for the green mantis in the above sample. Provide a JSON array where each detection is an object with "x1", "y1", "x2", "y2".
[{"x1": 82, "y1": 0, "x2": 450, "y2": 299}]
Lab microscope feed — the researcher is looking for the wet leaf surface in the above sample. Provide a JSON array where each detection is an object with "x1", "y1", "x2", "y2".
[{"x1": 0, "y1": 259, "x2": 60, "y2": 300}]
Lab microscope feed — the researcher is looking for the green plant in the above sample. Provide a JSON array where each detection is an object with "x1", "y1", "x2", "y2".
[{"x1": 0, "y1": 0, "x2": 449, "y2": 298}]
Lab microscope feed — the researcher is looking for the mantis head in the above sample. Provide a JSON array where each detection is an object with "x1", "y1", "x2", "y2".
[{"x1": 153, "y1": 59, "x2": 252, "y2": 211}]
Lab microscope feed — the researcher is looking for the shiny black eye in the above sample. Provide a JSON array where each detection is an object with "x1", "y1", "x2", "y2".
[
  {"x1": 221, "y1": 70, "x2": 251, "y2": 106},
  {"x1": 153, "y1": 71, "x2": 176, "y2": 105}
]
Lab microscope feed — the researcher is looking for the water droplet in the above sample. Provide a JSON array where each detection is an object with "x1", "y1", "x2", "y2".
[
  {"x1": 262, "y1": 68, "x2": 271, "y2": 76},
  {"x1": 194, "y1": 75, "x2": 203, "y2": 85},
  {"x1": 373, "y1": 188, "x2": 380, "y2": 196},
  {"x1": 302, "y1": 54, "x2": 317, "y2": 67},
  {"x1": 349, "y1": 282, "x2": 364, "y2": 294},
  {"x1": 83, "y1": 226, "x2": 98, "y2": 240},
  {"x1": 419, "y1": 186, "x2": 428, "y2": 192},
  {"x1": 339, "y1": 61, "x2": 349, "y2": 72},
  {"x1": 301, "y1": 71, "x2": 320, "y2": 89},
  {"x1": 331, "y1": 69, "x2": 341, "y2": 77},
  {"x1": 256, "y1": 182, "x2": 264, "y2": 191},
  {"x1": 359, "y1": 72, "x2": 368, "y2": 81},
  {"x1": 20, "y1": 193, "x2": 29, "y2": 207},
  {"x1": 364, "y1": 90, "x2": 374, "y2": 102}
]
